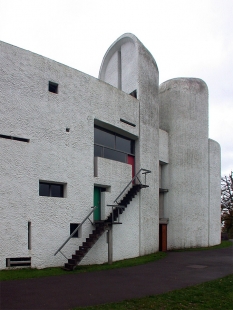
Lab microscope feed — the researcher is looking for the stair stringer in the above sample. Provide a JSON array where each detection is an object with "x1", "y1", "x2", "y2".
[{"x1": 64, "y1": 184, "x2": 145, "y2": 271}]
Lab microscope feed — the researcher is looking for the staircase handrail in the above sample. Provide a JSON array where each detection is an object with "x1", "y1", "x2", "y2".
[
  {"x1": 54, "y1": 206, "x2": 97, "y2": 256},
  {"x1": 114, "y1": 168, "x2": 151, "y2": 204}
]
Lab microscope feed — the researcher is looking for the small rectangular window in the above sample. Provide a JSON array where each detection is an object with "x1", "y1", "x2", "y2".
[
  {"x1": 39, "y1": 181, "x2": 64, "y2": 197},
  {"x1": 49, "y1": 81, "x2": 58, "y2": 94},
  {"x1": 70, "y1": 223, "x2": 80, "y2": 238},
  {"x1": 6, "y1": 257, "x2": 31, "y2": 267}
]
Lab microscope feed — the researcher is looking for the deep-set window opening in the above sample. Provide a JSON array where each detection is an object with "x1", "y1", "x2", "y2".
[
  {"x1": 39, "y1": 181, "x2": 64, "y2": 197},
  {"x1": 120, "y1": 118, "x2": 136, "y2": 127},
  {"x1": 0, "y1": 134, "x2": 29, "y2": 143},
  {"x1": 6, "y1": 257, "x2": 31, "y2": 267},
  {"x1": 94, "y1": 126, "x2": 135, "y2": 164},
  {"x1": 70, "y1": 223, "x2": 81, "y2": 238},
  {"x1": 49, "y1": 81, "x2": 58, "y2": 94}
]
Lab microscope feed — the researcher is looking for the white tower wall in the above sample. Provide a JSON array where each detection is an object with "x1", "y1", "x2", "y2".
[
  {"x1": 99, "y1": 34, "x2": 160, "y2": 255},
  {"x1": 208, "y1": 139, "x2": 221, "y2": 246},
  {"x1": 159, "y1": 78, "x2": 209, "y2": 249}
]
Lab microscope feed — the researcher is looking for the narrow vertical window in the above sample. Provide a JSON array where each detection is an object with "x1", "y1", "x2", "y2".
[{"x1": 28, "y1": 221, "x2": 31, "y2": 250}]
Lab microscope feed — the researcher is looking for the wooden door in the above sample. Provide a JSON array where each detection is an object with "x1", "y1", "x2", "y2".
[{"x1": 159, "y1": 224, "x2": 167, "y2": 252}]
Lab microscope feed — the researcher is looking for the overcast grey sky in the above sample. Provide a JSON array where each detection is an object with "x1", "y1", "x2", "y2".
[{"x1": 0, "y1": 0, "x2": 232, "y2": 176}]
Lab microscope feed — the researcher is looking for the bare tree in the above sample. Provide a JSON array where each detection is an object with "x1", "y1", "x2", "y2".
[{"x1": 221, "y1": 171, "x2": 233, "y2": 238}]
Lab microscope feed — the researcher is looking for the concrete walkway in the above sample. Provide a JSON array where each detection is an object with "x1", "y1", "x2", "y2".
[{"x1": 1, "y1": 246, "x2": 233, "y2": 310}]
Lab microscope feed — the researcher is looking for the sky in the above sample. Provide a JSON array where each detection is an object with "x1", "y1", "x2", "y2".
[{"x1": 0, "y1": 0, "x2": 232, "y2": 176}]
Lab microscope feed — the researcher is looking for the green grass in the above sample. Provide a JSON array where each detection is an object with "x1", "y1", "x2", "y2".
[
  {"x1": 170, "y1": 240, "x2": 232, "y2": 252},
  {"x1": 0, "y1": 252, "x2": 166, "y2": 281},
  {"x1": 73, "y1": 274, "x2": 233, "y2": 310},
  {"x1": 1, "y1": 241, "x2": 231, "y2": 282}
]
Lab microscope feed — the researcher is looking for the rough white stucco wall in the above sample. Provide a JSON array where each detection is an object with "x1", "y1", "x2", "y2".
[
  {"x1": 94, "y1": 157, "x2": 140, "y2": 262},
  {"x1": 208, "y1": 139, "x2": 221, "y2": 246},
  {"x1": 159, "y1": 78, "x2": 209, "y2": 249},
  {"x1": 159, "y1": 129, "x2": 169, "y2": 164},
  {"x1": 0, "y1": 41, "x2": 140, "y2": 269},
  {"x1": 137, "y1": 39, "x2": 159, "y2": 255},
  {"x1": 103, "y1": 51, "x2": 119, "y2": 88},
  {"x1": 99, "y1": 34, "x2": 160, "y2": 256},
  {"x1": 121, "y1": 41, "x2": 137, "y2": 94}
]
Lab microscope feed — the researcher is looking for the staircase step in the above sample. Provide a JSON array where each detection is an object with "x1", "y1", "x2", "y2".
[
  {"x1": 63, "y1": 177, "x2": 148, "y2": 271},
  {"x1": 75, "y1": 250, "x2": 84, "y2": 256},
  {"x1": 72, "y1": 254, "x2": 83, "y2": 261},
  {"x1": 82, "y1": 241, "x2": 94, "y2": 247},
  {"x1": 79, "y1": 245, "x2": 90, "y2": 251},
  {"x1": 68, "y1": 258, "x2": 78, "y2": 265},
  {"x1": 64, "y1": 263, "x2": 75, "y2": 271}
]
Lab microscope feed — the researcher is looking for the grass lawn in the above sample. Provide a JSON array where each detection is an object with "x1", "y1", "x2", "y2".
[
  {"x1": 0, "y1": 252, "x2": 166, "y2": 281},
  {"x1": 169, "y1": 240, "x2": 232, "y2": 252},
  {"x1": 73, "y1": 274, "x2": 233, "y2": 310},
  {"x1": 0, "y1": 241, "x2": 231, "y2": 282}
]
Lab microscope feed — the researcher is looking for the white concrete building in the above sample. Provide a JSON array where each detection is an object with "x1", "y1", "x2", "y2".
[{"x1": 0, "y1": 33, "x2": 221, "y2": 270}]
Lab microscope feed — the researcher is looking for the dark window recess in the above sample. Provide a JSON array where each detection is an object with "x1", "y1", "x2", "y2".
[
  {"x1": 116, "y1": 135, "x2": 132, "y2": 153},
  {"x1": 0, "y1": 134, "x2": 29, "y2": 143},
  {"x1": 28, "y1": 221, "x2": 31, "y2": 250},
  {"x1": 94, "y1": 127, "x2": 115, "y2": 148},
  {"x1": 39, "y1": 182, "x2": 64, "y2": 197},
  {"x1": 104, "y1": 148, "x2": 126, "y2": 163},
  {"x1": 129, "y1": 90, "x2": 137, "y2": 98},
  {"x1": 120, "y1": 118, "x2": 136, "y2": 127},
  {"x1": 70, "y1": 223, "x2": 80, "y2": 238},
  {"x1": 49, "y1": 81, "x2": 58, "y2": 94},
  {"x1": 6, "y1": 257, "x2": 31, "y2": 267},
  {"x1": 94, "y1": 126, "x2": 135, "y2": 164},
  {"x1": 94, "y1": 144, "x2": 103, "y2": 157}
]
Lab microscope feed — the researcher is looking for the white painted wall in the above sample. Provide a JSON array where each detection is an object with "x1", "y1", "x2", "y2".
[
  {"x1": 99, "y1": 34, "x2": 160, "y2": 255},
  {"x1": 0, "y1": 40, "x2": 140, "y2": 269},
  {"x1": 159, "y1": 129, "x2": 169, "y2": 164},
  {"x1": 94, "y1": 157, "x2": 140, "y2": 262},
  {"x1": 208, "y1": 139, "x2": 221, "y2": 246},
  {"x1": 0, "y1": 34, "x2": 221, "y2": 269},
  {"x1": 159, "y1": 78, "x2": 210, "y2": 249}
]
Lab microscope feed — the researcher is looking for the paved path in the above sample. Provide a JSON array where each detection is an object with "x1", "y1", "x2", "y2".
[{"x1": 1, "y1": 246, "x2": 233, "y2": 309}]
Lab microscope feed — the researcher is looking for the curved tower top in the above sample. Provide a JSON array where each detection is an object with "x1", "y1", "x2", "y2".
[{"x1": 99, "y1": 33, "x2": 159, "y2": 99}]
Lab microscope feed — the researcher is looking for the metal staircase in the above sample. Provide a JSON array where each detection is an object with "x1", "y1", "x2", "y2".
[{"x1": 55, "y1": 169, "x2": 151, "y2": 271}]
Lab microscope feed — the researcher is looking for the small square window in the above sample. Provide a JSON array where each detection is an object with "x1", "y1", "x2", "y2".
[
  {"x1": 39, "y1": 181, "x2": 64, "y2": 197},
  {"x1": 70, "y1": 223, "x2": 80, "y2": 238},
  {"x1": 49, "y1": 81, "x2": 58, "y2": 94}
]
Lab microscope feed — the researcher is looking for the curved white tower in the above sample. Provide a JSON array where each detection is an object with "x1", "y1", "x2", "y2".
[
  {"x1": 159, "y1": 78, "x2": 220, "y2": 248},
  {"x1": 99, "y1": 33, "x2": 160, "y2": 254}
]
